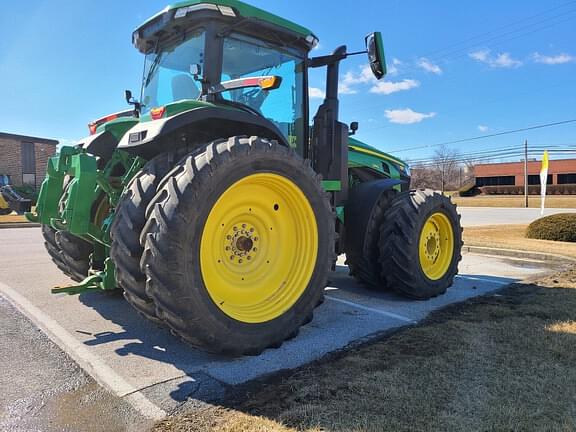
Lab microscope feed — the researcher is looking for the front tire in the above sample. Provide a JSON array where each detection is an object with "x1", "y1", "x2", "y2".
[
  {"x1": 378, "y1": 189, "x2": 462, "y2": 299},
  {"x1": 141, "y1": 136, "x2": 335, "y2": 355}
]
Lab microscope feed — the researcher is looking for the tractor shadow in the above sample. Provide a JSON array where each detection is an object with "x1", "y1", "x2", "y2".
[{"x1": 75, "y1": 259, "x2": 530, "y2": 407}]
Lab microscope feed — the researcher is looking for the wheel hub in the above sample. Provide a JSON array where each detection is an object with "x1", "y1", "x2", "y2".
[
  {"x1": 225, "y1": 223, "x2": 259, "y2": 263},
  {"x1": 425, "y1": 232, "x2": 440, "y2": 261},
  {"x1": 418, "y1": 212, "x2": 454, "y2": 280},
  {"x1": 200, "y1": 173, "x2": 318, "y2": 323}
]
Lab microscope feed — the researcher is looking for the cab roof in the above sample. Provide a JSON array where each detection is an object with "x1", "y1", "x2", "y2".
[{"x1": 133, "y1": 0, "x2": 318, "y2": 53}]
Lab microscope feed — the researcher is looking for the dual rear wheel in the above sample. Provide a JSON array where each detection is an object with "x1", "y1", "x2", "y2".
[
  {"x1": 112, "y1": 136, "x2": 335, "y2": 355},
  {"x1": 348, "y1": 189, "x2": 463, "y2": 299}
]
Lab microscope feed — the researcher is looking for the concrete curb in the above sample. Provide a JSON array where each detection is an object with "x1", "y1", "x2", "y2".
[
  {"x1": 0, "y1": 223, "x2": 40, "y2": 229},
  {"x1": 464, "y1": 245, "x2": 576, "y2": 265}
]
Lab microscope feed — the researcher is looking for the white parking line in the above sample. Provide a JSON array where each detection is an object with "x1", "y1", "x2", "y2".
[
  {"x1": 325, "y1": 295, "x2": 415, "y2": 323},
  {"x1": 0, "y1": 282, "x2": 167, "y2": 421}
]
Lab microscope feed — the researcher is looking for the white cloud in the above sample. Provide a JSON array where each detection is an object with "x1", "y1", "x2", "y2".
[
  {"x1": 309, "y1": 87, "x2": 325, "y2": 99},
  {"x1": 339, "y1": 63, "x2": 420, "y2": 95},
  {"x1": 384, "y1": 108, "x2": 436, "y2": 124},
  {"x1": 338, "y1": 83, "x2": 357, "y2": 94},
  {"x1": 478, "y1": 125, "x2": 489, "y2": 132},
  {"x1": 493, "y1": 53, "x2": 523, "y2": 68},
  {"x1": 370, "y1": 79, "x2": 420, "y2": 95},
  {"x1": 469, "y1": 49, "x2": 522, "y2": 68},
  {"x1": 470, "y1": 49, "x2": 490, "y2": 62},
  {"x1": 336, "y1": 64, "x2": 377, "y2": 94},
  {"x1": 343, "y1": 65, "x2": 376, "y2": 85},
  {"x1": 417, "y1": 57, "x2": 442, "y2": 74},
  {"x1": 532, "y1": 52, "x2": 575, "y2": 65},
  {"x1": 387, "y1": 58, "x2": 402, "y2": 75}
]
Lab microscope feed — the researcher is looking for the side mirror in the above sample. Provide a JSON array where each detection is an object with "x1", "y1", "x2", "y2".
[
  {"x1": 349, "y1": 121, "x2": 359, "y2": 136},
  {"x1": 365, "y1": 32, "x2": 386, "y2": 80},
  {"x1": 124, "y1": 89, "x2": 141, "y2": 117},
  {"x1": 125, "y1": 89, "x2": 136, "y2": 104}
]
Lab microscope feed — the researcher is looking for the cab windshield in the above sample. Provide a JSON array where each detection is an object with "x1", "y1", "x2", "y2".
[
  {"x1": 140, "y1": 30, "x2": 305, "y2": 151},
  {"x1": 221, "y1": 33, "x2": 305, "y2": 149},
  {"x1": 141, "y1": 30, "x2": 205, "y2": 113}
]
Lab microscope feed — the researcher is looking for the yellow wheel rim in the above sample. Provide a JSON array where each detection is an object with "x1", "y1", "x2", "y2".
[
  {"x1": 200, "y1": 173, "x2": 318, "y2": 323},
  {"x1": 418, "y1": 212, "x2": 454, "y2": 280}
]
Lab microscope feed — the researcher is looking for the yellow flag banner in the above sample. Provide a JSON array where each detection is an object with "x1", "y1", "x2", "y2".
[{"x1": 540, "y1": 150, "x2": 549, "y2": 215}]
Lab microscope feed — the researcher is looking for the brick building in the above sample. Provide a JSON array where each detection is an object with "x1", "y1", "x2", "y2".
[
  {"x1": 0, "y1": 132, "x2": 58, "y2": 189},
  {"x1": 475, "y1": 158, "x2": 576, "y2": 187}
]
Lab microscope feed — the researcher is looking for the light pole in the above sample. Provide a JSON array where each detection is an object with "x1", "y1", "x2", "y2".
[{"x1": 524, "y1": 140, "x2": 528, "y2": 208}]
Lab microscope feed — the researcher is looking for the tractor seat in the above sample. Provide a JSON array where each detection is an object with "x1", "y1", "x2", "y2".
[{"x1": 171, "y1": 74, "x2": 200, "y2": 101}]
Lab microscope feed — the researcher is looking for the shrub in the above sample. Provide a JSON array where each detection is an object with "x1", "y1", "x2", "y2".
[
  {"x1": 480, "y1": 184, "x2": 576, "y2": 195},
  {"x1": 526, "y1": 213, "x2": 576, "y2": 242}
]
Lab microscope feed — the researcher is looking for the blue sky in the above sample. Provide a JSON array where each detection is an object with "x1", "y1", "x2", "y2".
[{"x1": 0, "y1": 0, "x2": 574, "y2": 162}]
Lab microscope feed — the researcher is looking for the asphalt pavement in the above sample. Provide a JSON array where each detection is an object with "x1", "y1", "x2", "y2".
[
  {"x1": 0, "y1": 227, "x2": 556, "y2": 421},
  {"x1": 0, "y1": 296, "x2": 151, "y2": 432}
]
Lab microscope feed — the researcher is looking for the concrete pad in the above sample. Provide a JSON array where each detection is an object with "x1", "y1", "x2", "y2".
[
  {"x1": 0, "y1": 228, "x2": 552, "y2": 415},
  {"x1": 458, "y1": 207, "x2": 575, "y2": 227}
]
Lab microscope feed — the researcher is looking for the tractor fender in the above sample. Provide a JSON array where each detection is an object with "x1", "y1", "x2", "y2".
[
  {"x1": 77, "y1": 131, "x2": 119, "y2": 166},
  {"x1": 343, "y1": 178, "x2": 403, "y2": 260},
  {"x1": 117, "y1": 107, "x2": 289, "y2": 157}
]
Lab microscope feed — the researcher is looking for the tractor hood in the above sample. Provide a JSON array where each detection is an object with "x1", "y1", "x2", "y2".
[
  {"x1": 348, "y1": 137, "x2": 409, "y2": 170},
  {"x1": 133, "y1": 0, "x2": 318, "y2": 54}
]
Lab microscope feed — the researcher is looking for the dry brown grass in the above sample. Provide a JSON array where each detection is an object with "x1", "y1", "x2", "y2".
[
  {"x1": 155, "y1": 268, "x2": 576, "y2": 432},
  {"x1": 452, "y1": 195, "x2": 576, "y2": 208},
  {"x1": 0, "y1": 214, "x2": 28, "y2": 224},
  {"x1": 463, "y1": 224, "x2": 576, "y2": 259}
]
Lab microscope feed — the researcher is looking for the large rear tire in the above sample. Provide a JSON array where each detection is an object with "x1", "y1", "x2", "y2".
[
  {"x1": 346, "y1": 189, "x2": 397, "y2": 289},
  {"x1": 141, "y1": 136, "x2": 335, "y2": 355},
  {"x1": 378, "y1": 189, "x2": 462, "y2": 299},
  {"x1": 110, "y1": 153, "x2": 177, "y2": 322}
]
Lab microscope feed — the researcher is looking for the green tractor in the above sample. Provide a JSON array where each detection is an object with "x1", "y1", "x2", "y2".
[{"x1": 28, "y1": 0, "x2": 462, "y2": 355}]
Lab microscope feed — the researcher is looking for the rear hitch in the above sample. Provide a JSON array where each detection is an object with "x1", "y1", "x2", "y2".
[{"x1": 51, "y1": 258, "x2": 117, "y2": 295}]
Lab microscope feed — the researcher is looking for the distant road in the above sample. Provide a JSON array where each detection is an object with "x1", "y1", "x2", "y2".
[{"x1": 458, "y1": 207, "x2": 576, "y2": 227}]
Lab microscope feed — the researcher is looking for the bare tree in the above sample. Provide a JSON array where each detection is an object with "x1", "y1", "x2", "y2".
[
  {"x1": 433, "y1": 145, "x2": 460, "y2": 193},
  {"x1": 408, "y1": 146, "x2": 463, "y2": 192},
  {"x1": 410, "y1": 164, "x2": 439, "y2": 189}
]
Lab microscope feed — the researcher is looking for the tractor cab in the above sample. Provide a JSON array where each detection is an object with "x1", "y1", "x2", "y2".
[
  {"x1": 127, "y1": 0, "x2": 387, "y2": 204},
  {"x1": 132, "y1": 1, "x2": 315, "y2": 154}
]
